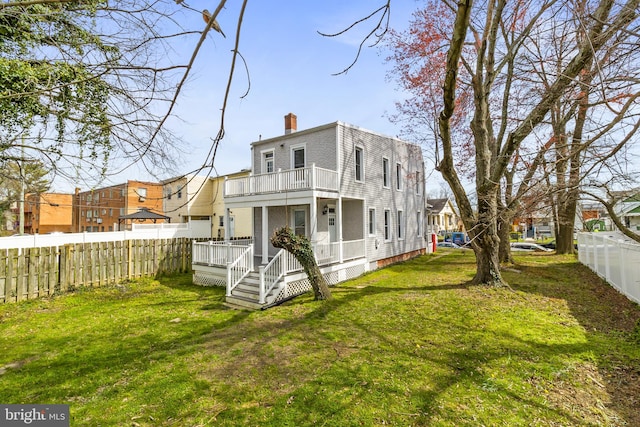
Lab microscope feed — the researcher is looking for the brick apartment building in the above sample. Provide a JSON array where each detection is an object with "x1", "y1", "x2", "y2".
[
  {"x1": 20, "y1": 193, "x2": 74, "y2": 234},
  {"x1": 73, "y1": 180, "x2": 164, "y2": 232}
]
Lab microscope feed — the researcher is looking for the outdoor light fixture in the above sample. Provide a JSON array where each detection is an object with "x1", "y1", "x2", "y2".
[{"x1": 322, "y1": 205, "x2": 328, "y2": 215}]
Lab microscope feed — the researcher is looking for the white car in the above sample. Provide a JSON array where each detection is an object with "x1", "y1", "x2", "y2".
[
  {"x1": 510, "y1": 242, "x2": 553, "y2": 252},
  {"x1": 437, "y1": 242, "x2": 468, "y2": 249}
]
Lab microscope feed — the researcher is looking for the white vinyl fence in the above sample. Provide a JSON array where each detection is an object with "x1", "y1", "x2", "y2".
[
  {"x1": 577, "y1": 232, "x2": 640, "y2": 304},
  {"x1": 0, "y1": 223, "x2": 208, "y2": 250}
]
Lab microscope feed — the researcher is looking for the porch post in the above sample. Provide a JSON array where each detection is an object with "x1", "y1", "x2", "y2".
[
  {"x1": 337, "y1": 196, "x2": 343, "y2": 263},
  {"x1": 224, "y1": 208, "x2": 230, "y2": 241},
  {"x1": 310, "y1": 197, "x2": 318, "y2": 246},
  {"x1": 262, "y1": 206, "x2": 269, "y2": 264}
]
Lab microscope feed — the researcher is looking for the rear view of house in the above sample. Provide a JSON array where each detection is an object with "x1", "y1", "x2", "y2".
[{"x1": 193, "y1": 114, "x2": 428, "y2": 308}]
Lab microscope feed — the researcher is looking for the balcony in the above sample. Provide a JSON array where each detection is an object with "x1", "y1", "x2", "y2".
[{"x1": 224, "y1": 165, "x2": 339, "y2": 197}]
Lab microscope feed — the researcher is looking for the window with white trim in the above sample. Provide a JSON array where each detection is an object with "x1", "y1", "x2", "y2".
[
  {"x1": 292, "y1": 146, "x2": 305, "y2": 169},
  {"x1": 368, "y1": 208, "x2": 376, "y2": 236},
  {"x1": 382, "y1": 157, "x2": 390, "y2": 188},
  {"x1": 355, "y1": 146, "x2": 364, "y2": 182},
  {"x1": 293, "y1": 209, "x2": 306, "y2": 236},
  {"x1": 397, "y1": 210, "x2": 404, "y2": 239},
  {"x1": 384, "y1": 209, "x2": 391, "y2": 241},
  {"x1": 263, "y1": 150, "x2": 274, "y2": 173}
]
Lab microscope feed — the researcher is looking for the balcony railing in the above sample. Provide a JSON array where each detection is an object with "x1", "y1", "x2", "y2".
[{"x1": 224, "y1": 164, "x2": 339, "y2": 197}]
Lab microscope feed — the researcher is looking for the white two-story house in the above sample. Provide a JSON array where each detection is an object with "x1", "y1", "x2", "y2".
[{"x1": 192, "y1": 113, "x2": 428, "y2": 309}]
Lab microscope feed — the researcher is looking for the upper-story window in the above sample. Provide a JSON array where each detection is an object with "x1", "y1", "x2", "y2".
[
  {"x1": 382, "y1": 157, "x2": 390, "y2": 188},
  {"x1": 263, "y1": 150, "x2": 274, "y2": 173},
  {"x1": 355, "y1": 146, "x2": 364, "y2": 182},
  {"x1": 384, "y1": 209, "x2": 391, "y2": 241},
  {"x1": 292, "y1": 146, "x2": 305, "y2": 169},
  {"x1": 415, "y1": 171, "x2": 421, "y2": 194},
  {"x1": 396, "y1": 163, "x2": 402, "y2": 190}
]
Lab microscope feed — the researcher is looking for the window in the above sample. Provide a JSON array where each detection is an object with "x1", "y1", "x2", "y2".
[
  {"x1": 109, "y1": 209, "x2": 113, "y2": 217},
  {"x1": 263, "y1": 150, "x2": 274, "y2": 173},
  {"x1": 138, "y1": 188, "x2": 147, "y2": 199},
  {"x1": 86, "y1": 210, "x2": 92, "y2": 218},
  {"x1": 397, "y1": 210, "x2": 404, "y2": 239},
  {"x1": 166, "y1": 186, "x2": 172, "y2": 200},
  {"x1": 102, "y1": 209, "x2": 107, "y2": 215},
  {"x1": 294, "y1": 209, "x2": 306, "y2": 236},
  {"x1": 368, "y1": 208, "x2": 376, "y2": 236},
  {"x1": 384, "y1": 209, "x2": 391, "y2": 241},
  {"x1": 219, "y1": 216, "x2": 224, "y2": 227},
  {"x1": 355, "y1": 146, "x2": 364, "y2": 182},
  {"x1": 416, "y1": 171, "x2": 421, "y2": 194},
  {"x1": 417, "y1": 211, "x2": 422, "y2": 236},
  {"x1": 382, "y1": 158, "x2": 390, "y2": 188},
  {"x1": 396, "y1": 163, "x2": 402, "y2": 190},
  {"x1": 292, "y1": 146, "x2": 305, "y2": 169},
  {"x1": 120, "y1": 208, "x2": 125, "y2": 216},
  {"x1": 177, "y1": 187, "x2": 183, "y2": 199}
]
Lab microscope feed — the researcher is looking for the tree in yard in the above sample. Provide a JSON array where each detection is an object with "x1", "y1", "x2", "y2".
[
  {"x1": 271, "y1": 227, "x2": 332, "y2": 301},
  {"x1": 388, "y1": 0, "x2": 640, "y2": 285},
  {"x1": 0, "y1": 0, "x2": 209, "y2": 186}
]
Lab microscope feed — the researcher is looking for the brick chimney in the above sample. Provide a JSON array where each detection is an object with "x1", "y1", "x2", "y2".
[{"x1": 284, "y1": 113, "x2": 297, "y2": 134}]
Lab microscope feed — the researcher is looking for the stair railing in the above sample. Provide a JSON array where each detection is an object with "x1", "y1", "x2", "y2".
[
  {"x1": 259, "y1": 249, "x2": 285, "y2": 304},
  {"x1": 226, "y1": 244, "x2": 253, "y2": 296}
]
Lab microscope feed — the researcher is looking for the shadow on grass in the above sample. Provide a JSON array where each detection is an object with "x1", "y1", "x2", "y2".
[{"x1": 502, "y1": 255, "x2": 640, "y2": 425}]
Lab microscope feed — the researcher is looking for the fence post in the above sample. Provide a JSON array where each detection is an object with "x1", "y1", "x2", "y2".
[
  {"x1": 259, "y1": 265, "x2": 265, "y2": 304},
  {"x1": 127, "y1": 239, "x2": 133, "y2": 280}
]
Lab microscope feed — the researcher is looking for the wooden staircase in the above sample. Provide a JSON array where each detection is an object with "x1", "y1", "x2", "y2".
[{"x1": 225, "y1": 271, "x2": 283, "y2": 310}]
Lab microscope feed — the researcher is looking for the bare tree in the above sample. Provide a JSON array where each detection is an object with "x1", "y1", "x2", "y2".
[{"x1": 437, "y1": 0, "x2": 639, "y2": 286}]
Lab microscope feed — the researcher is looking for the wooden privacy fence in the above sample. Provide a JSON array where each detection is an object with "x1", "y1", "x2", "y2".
[{"x1": 0, "y1": 238, "x2": 193, "y2": 303}]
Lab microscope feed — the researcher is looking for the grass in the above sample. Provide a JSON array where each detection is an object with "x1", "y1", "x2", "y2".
[{"x1": 1, "y1": 251, "x2": 639, "y2": 426}]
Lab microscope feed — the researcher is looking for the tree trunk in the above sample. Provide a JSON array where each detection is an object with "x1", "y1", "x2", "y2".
[
  {"x1": 470, "y1": 191, "x2": 506, "y2": 286},
  {"x1": 556, "y1": 193, "x2": 578, "y2": 254},
  {"x1": 497, "y1": 209, "x2": 514, "y2": 264},
  {"x1": 270, "y1": 227, "x2": 332, "y2": 301}
]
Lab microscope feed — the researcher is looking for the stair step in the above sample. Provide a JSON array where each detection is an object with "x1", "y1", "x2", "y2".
[{"x1": 225, "y1": 295, "x2": 264, "y2": 310}]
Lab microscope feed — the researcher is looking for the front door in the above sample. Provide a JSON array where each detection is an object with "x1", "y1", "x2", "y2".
[
  {"x1": 328, "y1": 213, "x2": 336, "y2": 243},
  {"x1": 229, "y1": 216, "x2": 235, "y2": 238}
]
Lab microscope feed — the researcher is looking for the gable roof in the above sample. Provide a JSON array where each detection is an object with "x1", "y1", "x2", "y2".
[{"x1": 426, "y1": 198, "x2": 450, "y2": 214}]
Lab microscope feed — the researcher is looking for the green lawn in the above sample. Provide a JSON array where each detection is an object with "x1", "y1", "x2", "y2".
[{"x1": 1, "y1": 251, "x2": 638, "y2": 426}]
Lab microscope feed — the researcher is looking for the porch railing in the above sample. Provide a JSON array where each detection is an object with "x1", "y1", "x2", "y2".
[
  {"x1": 224, "y1": 164, "x2": 339, "y2": 197},
  {"x1": 192, "y1": 240, "x2": 252, "y2": 266},
  {"x1": 226, "y1": 245, "x2": 253, "y2": 296},
  {"x1": 259, "y1": 249, "x2": 285, "y2": 304}
]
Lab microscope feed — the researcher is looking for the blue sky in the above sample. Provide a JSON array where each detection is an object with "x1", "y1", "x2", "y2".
[{"x1": 156, "y1": 1, "x2": 427, "y2": 180}]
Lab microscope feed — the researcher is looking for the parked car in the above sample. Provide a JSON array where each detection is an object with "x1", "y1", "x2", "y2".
[
  {"x1": 510, "y1": 242, "x2": 553, "y2": 252},
  {"x1": 540, "y1": 240, "x2": 578, "y2": 250},
  {"x1": 437, "y1": 241, "x2": 468, "y2": 249}
]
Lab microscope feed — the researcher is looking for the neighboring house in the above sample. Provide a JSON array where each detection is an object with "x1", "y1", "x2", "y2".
[
  {"x1": 16, "y1": 193, "x2": 74, "y2": 234},
  {"x1": 73, "y1": 180, "x2": 164, "y2": 232},
  {"x1": 162, "y1": 172, "x2": 252, "y2": 239},
  {"x1": 579, "y1": 203, "x2": 610, "y2": 232},
  {"x1": 193, "y1": 113, "x2": 428, "y2": 309},
  {"x1": 612, "y1": 190, "x2": 640, "y2": 232},
  {"x1": 426, "y1": 198, "x2": 458, "y2": 235}
]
